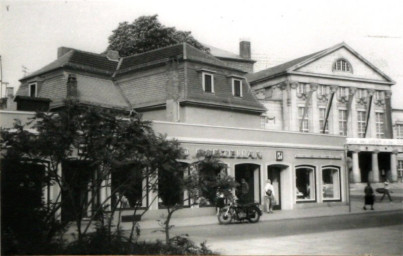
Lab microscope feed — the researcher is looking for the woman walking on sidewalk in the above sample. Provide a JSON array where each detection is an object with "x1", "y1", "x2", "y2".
[{"x1": 363, "y1": 181, "x2": 374, "y2": 210}]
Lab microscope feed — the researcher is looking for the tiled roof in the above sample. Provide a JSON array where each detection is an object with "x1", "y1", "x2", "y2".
[
  {"x1": 75, "y1": 74, "x2": 130, "y2": 110},
  {"x1": 22, "y1": 49, "x2": 118, "y2": 80},
  {"x1": 118, "y1": 44, "x2": 184, "y2": 74},
  {"x1": 205, "y1": 43, "x2": 255, "y2": 63},
  {"x1": 246, "y1": 50, "x2": 323, "y2": 83}
]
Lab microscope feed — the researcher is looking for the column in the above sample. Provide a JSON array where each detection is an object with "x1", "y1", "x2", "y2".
[
  {"x1": 384, "y1": 91, "x2": 393, "y2": 138},
  {"x1": 371, "y1": 151, "x2": 380, "y2": 182},
  {"x1": 390, "y1": 151, "x2": 398, "y2": 182},
  {"x1": 289, "y1": 82, "x2": 298, "y2": 132},
  {"x1": 311, "y1": 83, "x2": 319, "y2": 133},
  {"x1": 352, "y1": 151, "x2": 361, "y2": 183}
]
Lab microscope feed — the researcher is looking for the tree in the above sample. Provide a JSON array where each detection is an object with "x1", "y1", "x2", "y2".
[
  {"x1": 107, "y1": 15, "x2": 209, "y2": 57},
  {"x1": 157, "y1": 155, "x2": 237, "y2": 244},
  {"x1": 0, "y1": 100, "x2": 186, "y2": 253}
]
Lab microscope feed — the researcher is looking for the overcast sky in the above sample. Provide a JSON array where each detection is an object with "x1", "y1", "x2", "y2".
[{"x1": 1, "y1": 0, "x2": 402, "y2": 107}]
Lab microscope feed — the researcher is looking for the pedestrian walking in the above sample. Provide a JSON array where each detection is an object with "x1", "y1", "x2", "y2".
[
  {"x1": 380, "y1": 181, "x2": 393, "y2": 202},
  {"x1": 363, "y1": 181, "x2": 374, "y2": 210},
  {"x1": 264, "y1": 179, "x2": 275, "y2": 213}
]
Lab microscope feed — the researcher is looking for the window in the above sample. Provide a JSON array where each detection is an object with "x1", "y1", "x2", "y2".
[
  {"x1": 375, "y1": 91, "x2": 384, "y2": 100},
  {"x1": 396, "y1": 124, "x2": 403, "y2": 139},
  {"x1": 333, "y1": 59, "x2": 352, "y2": 72},
  {"x1": 337, "y1": 87, "x2": 349, "y2": 99},
  {"x1": 357, "y1": 110, "x2": 367, "y2": 138},
  {"x1": 202, "y1": 73, "x2": 214, "y2": 93},
  {"x1": 339, "y1": 109, "x2": 347, "y2": 136},
  {"x1": 297, "y1": 83, "x2": 307, "y2": 95},
  {"x1": 322, "y1": 167, "x2": 341, "y2": 201},
  {"x1": 356, "y1": 89, "x2": 367, "y2": 99},
  {"x1": 29, "y1": 83, "x2": 37, "y2": 97},
  {"x1": 319, "y1": 107, "x2": 329, "y2": 134},
  {"x1": 398, "y1": 161, "x2": 403, "y2": 181},
  {"x1": 298, "y1": 106, "x2": 309, "y2": 133},
  {"x1": 375, "y1": 112, "x2": 385, "y2": 138},
  {"x1": 317, "y1": 85, "x2": 328, "y2": 97},
  {"x1": 232, "y1": 79, "x2": 243, "y2": 97},
  {"x1": 296, "y1": 166, "x2": 316, "y2": 202}
]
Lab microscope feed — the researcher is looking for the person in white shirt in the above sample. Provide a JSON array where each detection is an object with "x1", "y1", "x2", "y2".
[{"x1": 264, "y1": 179, "x2": 275, "y2": 213}]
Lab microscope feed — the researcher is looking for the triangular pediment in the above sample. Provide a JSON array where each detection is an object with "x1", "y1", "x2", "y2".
[{"x1": 290, "y1": 43, "x2": 393, "y2": 83}]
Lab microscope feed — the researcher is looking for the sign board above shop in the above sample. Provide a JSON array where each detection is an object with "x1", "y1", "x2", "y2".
[{"x1": 195, "y1": 148, "x2": 263, "y2": 160}]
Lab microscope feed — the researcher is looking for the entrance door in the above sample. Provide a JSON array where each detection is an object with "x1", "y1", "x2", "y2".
[
  {"x1": 235, "y1": 164, "x2": 260, "y2": 203},
  {"x1": 267, "y1": 165, "x2": 285, "y2": 210}
]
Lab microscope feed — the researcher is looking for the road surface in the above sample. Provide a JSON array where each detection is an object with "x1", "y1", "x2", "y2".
[{"x1": 137, "y1": 210, "x2": 403, "y2": 255}]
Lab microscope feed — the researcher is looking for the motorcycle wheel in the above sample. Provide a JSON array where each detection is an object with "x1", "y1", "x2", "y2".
[
  {"x1": 218, "y1": 209, "x2": 232, "y2": 224},
  {"x1": 248, "y1": 207, "x2": 260, "y2": 223}
]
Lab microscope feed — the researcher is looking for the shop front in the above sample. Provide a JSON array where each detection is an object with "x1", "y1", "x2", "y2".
[{"x1": 150, "y1": 120, "x2": 347, "y2": 213}]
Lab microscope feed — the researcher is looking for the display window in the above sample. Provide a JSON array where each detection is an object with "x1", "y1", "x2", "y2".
[
  {"x1": 295, "y1": 165, "x2": 316, "y2": 202},
  {"x1": 321, "y1": 166, "x2": 341, "y2": 201}
]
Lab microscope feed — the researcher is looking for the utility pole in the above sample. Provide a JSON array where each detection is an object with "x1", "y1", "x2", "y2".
[{"x1": 0, "y1": 55, "x2": 10, "y2": 98}]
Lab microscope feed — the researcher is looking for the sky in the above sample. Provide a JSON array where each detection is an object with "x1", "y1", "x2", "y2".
[{"x1": 1, "y1": 0, "x2": 402, "y2": 107}]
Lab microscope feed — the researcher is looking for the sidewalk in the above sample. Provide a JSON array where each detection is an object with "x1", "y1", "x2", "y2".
[{"x1": 131, "y1": 193, "x2": 403, "y2": 231}]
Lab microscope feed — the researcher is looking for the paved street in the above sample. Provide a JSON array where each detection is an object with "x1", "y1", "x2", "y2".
[{"x1": 137, "y1": 210, "x2": 403, "y2": 255}]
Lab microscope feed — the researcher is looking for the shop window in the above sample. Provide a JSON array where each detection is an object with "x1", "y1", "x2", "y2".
[
  {"x1": 112, "y1": 166, "x2": 145, "y2": 209},
  {"x1": 202, "y1": 73, "x2": 214, "y2": 93},
  {"x1": 295, "y1": 166, "x2": 316, "y2": 202},
  {"x1": 232, "y1": 79, "x2": 243, "y2": 97},
  {"x1": 29, "y1": 83, "x2": 37, "y2": 97},
  {"x1": 158, "y1": 166, "x2": 190, "y2": 209},
  {"x1": 322, "y1": 166, "x2": 341, "y2": 201}
]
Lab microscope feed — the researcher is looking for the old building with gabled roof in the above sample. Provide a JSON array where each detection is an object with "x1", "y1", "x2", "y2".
[
  {"x1": 247, "y1": 42, "x2": 402, "y2": 185},
  {"x1": 17, "y1": 43, "x2": 265, "y2": 128}
]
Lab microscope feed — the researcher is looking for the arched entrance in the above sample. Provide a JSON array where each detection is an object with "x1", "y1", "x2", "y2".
[
  {"x1": 267, "y1": 164, "x2": 288, "y2": 210},
  {"x1": 235, "y1": 164, "x2": 261, "y2": 204}
]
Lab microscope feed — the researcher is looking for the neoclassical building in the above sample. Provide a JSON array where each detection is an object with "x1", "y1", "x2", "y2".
[{"x1": 247, "y1": 42, "x2": 403, "y2": 184}]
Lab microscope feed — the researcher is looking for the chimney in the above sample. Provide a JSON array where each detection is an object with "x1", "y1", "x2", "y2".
[
  {"x1": 239, "y1": 40, "x2": 251, "y2": 59},
  {"x1": 67, "y1": 74, "x2": 78, "y2": 100},
  {"x1": 58, "y1": 47, "x2": 73, "y2": 58},
  {"x1": 106, "y1": 50, "x2": 120, "y2": 61}
]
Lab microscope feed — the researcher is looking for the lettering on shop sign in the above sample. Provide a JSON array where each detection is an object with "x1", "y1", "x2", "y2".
[{"x1": 196, "y1": 149, "x2": 263, "y2": 159}]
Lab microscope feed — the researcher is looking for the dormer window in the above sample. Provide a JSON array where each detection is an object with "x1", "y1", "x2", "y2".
[
  {"x1": 29, "y1": 82, "x2": 37, "y2": 97},
  {"x1": 333, "y1": 59, "x2": 352, "y2": 72},
  {"x1": 202, "y1": 73, "x2": 214, "y2": 93},
  {"x1": 232, "y1": 79, "x2": 243, "y2": 97}
]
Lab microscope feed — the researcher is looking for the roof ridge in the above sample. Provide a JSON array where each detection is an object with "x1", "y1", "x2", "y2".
[{"x1": 122, "y1": 43, "x2": 184, "y2": 61}]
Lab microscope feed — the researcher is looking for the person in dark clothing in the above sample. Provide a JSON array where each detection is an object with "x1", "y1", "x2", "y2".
[
  {"x1": 363, "y1": 181, "x2": 374, "y2": 210},
  {"x1": 237, "y1": 178, "x2": 249, "y2": 203}
]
